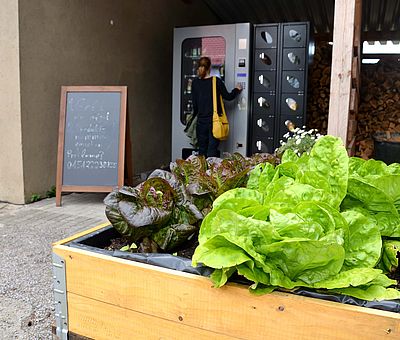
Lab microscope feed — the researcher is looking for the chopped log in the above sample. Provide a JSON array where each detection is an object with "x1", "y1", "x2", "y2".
[
  {"x1": 306, "y1": 41, "x2": 332, "y2": 135},
  {"x1": 356, "y1": 60, "x2": 400, "y2": 159},
  {"x1": 307, "y1": 45, "x2": 400, "y2": 160}
]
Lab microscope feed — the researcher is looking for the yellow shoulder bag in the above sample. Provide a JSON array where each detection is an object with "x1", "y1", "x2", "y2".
[{"x1": 212, "y1": 76, "x2": 229, "y2": 140}]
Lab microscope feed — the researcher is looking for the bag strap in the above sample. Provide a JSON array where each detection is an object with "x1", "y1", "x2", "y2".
[
  {"x1": 213, "y1": 76, "x2": 227, "y2": 116},
  {"x1": 212, "y1": 76, "x2": 217, "y2": 116},
  {"x1": 220, "y1": 94, "x2": 226, "y2": 116}
]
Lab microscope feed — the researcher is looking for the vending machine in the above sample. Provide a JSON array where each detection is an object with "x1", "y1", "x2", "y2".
[{"x1": 171, "y1": 23, "x2": 252, "y2": 161}]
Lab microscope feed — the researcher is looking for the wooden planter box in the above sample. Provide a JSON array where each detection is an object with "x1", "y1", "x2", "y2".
[{"x1": 53, "y1": 224, "x2": 400, "y2": 340}]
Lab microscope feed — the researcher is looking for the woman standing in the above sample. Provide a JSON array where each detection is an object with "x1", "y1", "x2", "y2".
[{"x1": 191, "y1": 56, "x2": 242, "y2": 157}]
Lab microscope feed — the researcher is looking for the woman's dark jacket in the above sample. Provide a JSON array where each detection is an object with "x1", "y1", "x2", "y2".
[{"x1": 191, "y1": 77, "x2": 240, "y2": 120}]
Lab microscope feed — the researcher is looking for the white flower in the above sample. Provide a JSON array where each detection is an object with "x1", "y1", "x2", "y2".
[
  {"x1": 295, "y1": 139, "x2": 301, "y2": 145},
  {"x1": 295, "y1": 135, "x2": 300, "y2": 139},
  {"x1": 294, "y1": 128, "x2": 300, "y2": 132},
  {"x1": 283, "y1": 132, "x2": 290, "y2": 138},
  {"x1": 294, "y1": 149, "x2": 298, "y2": 154},
  {"x1": 302, "y1": 126, "x2": 306, "y2": 129}
]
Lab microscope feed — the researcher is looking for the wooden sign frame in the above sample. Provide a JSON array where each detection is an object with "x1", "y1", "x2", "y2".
[{"x1": 56, "y1": 86, "x2": 127, "y2": 206}]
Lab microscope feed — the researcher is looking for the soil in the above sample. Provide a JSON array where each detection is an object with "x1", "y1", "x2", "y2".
[
  {"x1": 387, "y1": 270, "x2": 400, "y2": 289},
  {"x1": 105, "y1": 237, "x2": 132, "y2": 251},
  {"x1": 104, "y1": 236, "x2": 198, "y2": 259},
  {"x1": 177, "y1": 240, "x2": 198, "y2": 259}
]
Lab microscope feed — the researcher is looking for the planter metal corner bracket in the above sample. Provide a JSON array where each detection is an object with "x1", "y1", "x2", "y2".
[{"x1": 52, "y1": 252, "x2": 68, "y2": 340}]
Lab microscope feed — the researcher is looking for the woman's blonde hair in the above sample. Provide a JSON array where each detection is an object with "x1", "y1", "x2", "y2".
[{"x1": 197, "y1": 57, "x2": 211, "y2": 79}]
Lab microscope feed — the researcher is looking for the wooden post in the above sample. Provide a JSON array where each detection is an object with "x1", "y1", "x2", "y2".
[
  {"x1": 328, "y1": 0, "x2": 360, "y2": 146},
  {"x1": 353, "y1": 0, "x2": 362, "y2": 54}
]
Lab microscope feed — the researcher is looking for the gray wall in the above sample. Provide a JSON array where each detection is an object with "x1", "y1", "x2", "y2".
[
  {"x1": 0, "y1": 0, "x2": 25, "y2": 203},
  {"x1": 17, "y1": 0, "x2": 218, "y2": 202}
]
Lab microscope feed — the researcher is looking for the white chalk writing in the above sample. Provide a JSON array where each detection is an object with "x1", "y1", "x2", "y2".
[
  {"x1": 64, "y1": 93, "x2": 120, "y2": 176},
  {"x1": 66, "y1": 160, "x2": 117, "y2": 170}
]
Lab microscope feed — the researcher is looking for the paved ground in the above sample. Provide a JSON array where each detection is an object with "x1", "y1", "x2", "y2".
[{"x1": 0, "y1": 193, "x2": 108, "y2": 339}]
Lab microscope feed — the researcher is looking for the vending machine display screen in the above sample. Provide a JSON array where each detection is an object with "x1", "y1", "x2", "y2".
[{"x1": 180, "y1": 37, "x2": 226, "y2": 125}]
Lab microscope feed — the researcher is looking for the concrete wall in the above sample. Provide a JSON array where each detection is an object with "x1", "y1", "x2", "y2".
[
  {"x1": 17, "y1": 0, "x2": 218, "y2": 202},
  {"x1": 0, "y1": 0, "x2": 25, "y2": 203}
]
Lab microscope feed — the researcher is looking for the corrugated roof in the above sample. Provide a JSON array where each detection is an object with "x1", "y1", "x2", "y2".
[{"x1": 202, "y1": 0, "x2": 400, "y2": 39}]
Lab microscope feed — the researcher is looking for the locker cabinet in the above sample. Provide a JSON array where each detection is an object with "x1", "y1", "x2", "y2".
[{"x1": 249, "y1": 22, "x2": 310, "y2": 154}]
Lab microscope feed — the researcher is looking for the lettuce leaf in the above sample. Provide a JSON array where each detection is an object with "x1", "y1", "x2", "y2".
[
  {"x1": 298, "y1": 136, "x2": 349, "y2": 209},
  {"x1": 341, "y1": 210, "x2": 381, "y2": 269},
  {"x1": 193, "y1": 136, "x2": 400, "y2": 301},
  {"x1": 313, "y1": 268, "x2": 382, "y2": 289},
  {"x1": 330, "y1": 285, "x2": 400, "y2": 301}
]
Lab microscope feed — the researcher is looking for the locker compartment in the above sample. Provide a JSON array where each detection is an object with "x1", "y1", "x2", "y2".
[
  {"x1": 282, "y1": 48, "x2": 306, "y2": 70},
  {"x1": 280, "y1": 94, "x2": 304, "y2": 114},
  {"x1": 252, "y1": 139, "x2": 275, "y2": 154},
  {"x1": 252, "y1": 113, "x2": 275, "y2": 138},
  {"x1": 278, "y1": 115, "x2": 305, "y2": 141},
  {"x1": 255, "y1": 25, "x2": 278, "y2": 49},
  {"x1": 281, "y1": 71, "x2": 305, "y2": 93},
  {"x1": 253, "y1": 94, "x2": 276, "y2": 115},
  {"x1": 254, "y1": 49, "x2": 277, "y2": 71},
  {"x1": 283, "y1": 24, "x2": 307, "y2": 48},
  {"x1": 253, "y1": 71, "x2": 276, "y2": 92}
]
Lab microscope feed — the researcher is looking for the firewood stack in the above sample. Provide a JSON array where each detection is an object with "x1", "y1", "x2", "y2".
[
  {"x1": 306, "y1": 41, "x2": 332, "y2": 134},
  {"x1": 356, "y1": 60, "x2": 400, "y2": 159}
]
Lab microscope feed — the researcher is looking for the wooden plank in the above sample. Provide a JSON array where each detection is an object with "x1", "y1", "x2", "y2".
[
  {"x1": 68, "y1": 293, "x2": 238, "y2": 340},
  {"x1": 352, "y1": 56, "x2": 360, "y2": 91},
  {"x1": 328, "y1": 0, "x2": 357, "y2": 145},
  {"x1": 347, "y1": 136, "x2": 357, "y2": 157},
  {"x1": 351, "y1": 56, "x2": 358, "y2": 79},
  {"x1": 353, "y1": 0, "x2": 362, "y2": 95},
  {"x1": 53, "y1": 245, "x2": 400, "y2": 340},
  {"x1": 349, "y1": 88, "x2": 359, "y2": 114},
  {"x1": 61, "y1": 185, "x2": 113, "y2": 193},
  {"x1": 52, "y1": 223, "x2": 110, "y2": 246},
  {"x1": 353, "y1": 0, "x2": 362, "y2": 51},
  {"x1": 117, "y1": 87, "x2": 127, "y2": 188},
  {"x1": 347, "y1": 118, "x2": 358, "y2": 142},
  {"x1": 56, "y1": 87, "x2": 68, "y2": 207}
]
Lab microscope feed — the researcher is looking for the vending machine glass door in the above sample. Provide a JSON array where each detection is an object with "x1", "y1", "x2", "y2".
[{"x1": 180, "y1": 37, "x2": 226, "y2": 125}]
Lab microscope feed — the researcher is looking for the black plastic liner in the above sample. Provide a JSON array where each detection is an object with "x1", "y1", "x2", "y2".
[
  {"x1": 67, "y1": 226, "x2": 212, "y2": 276},
  {"x1": 66, "y1": 225, "x2": 400, "y2": 313}
]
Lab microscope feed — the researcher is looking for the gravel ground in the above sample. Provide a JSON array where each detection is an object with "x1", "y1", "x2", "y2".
[{"x1": 0, "y1": 193, "x2": 108, "y2": 339}]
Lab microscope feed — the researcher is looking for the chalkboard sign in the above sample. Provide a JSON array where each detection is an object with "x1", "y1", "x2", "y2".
[{"x1": 56, "y1": 86, "x2": 127, "y2": 206}]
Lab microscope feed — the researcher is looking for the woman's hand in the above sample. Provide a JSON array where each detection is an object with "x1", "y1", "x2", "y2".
[{"x1": 235, "y1": 83, "x2": 243, "y2": 92}]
